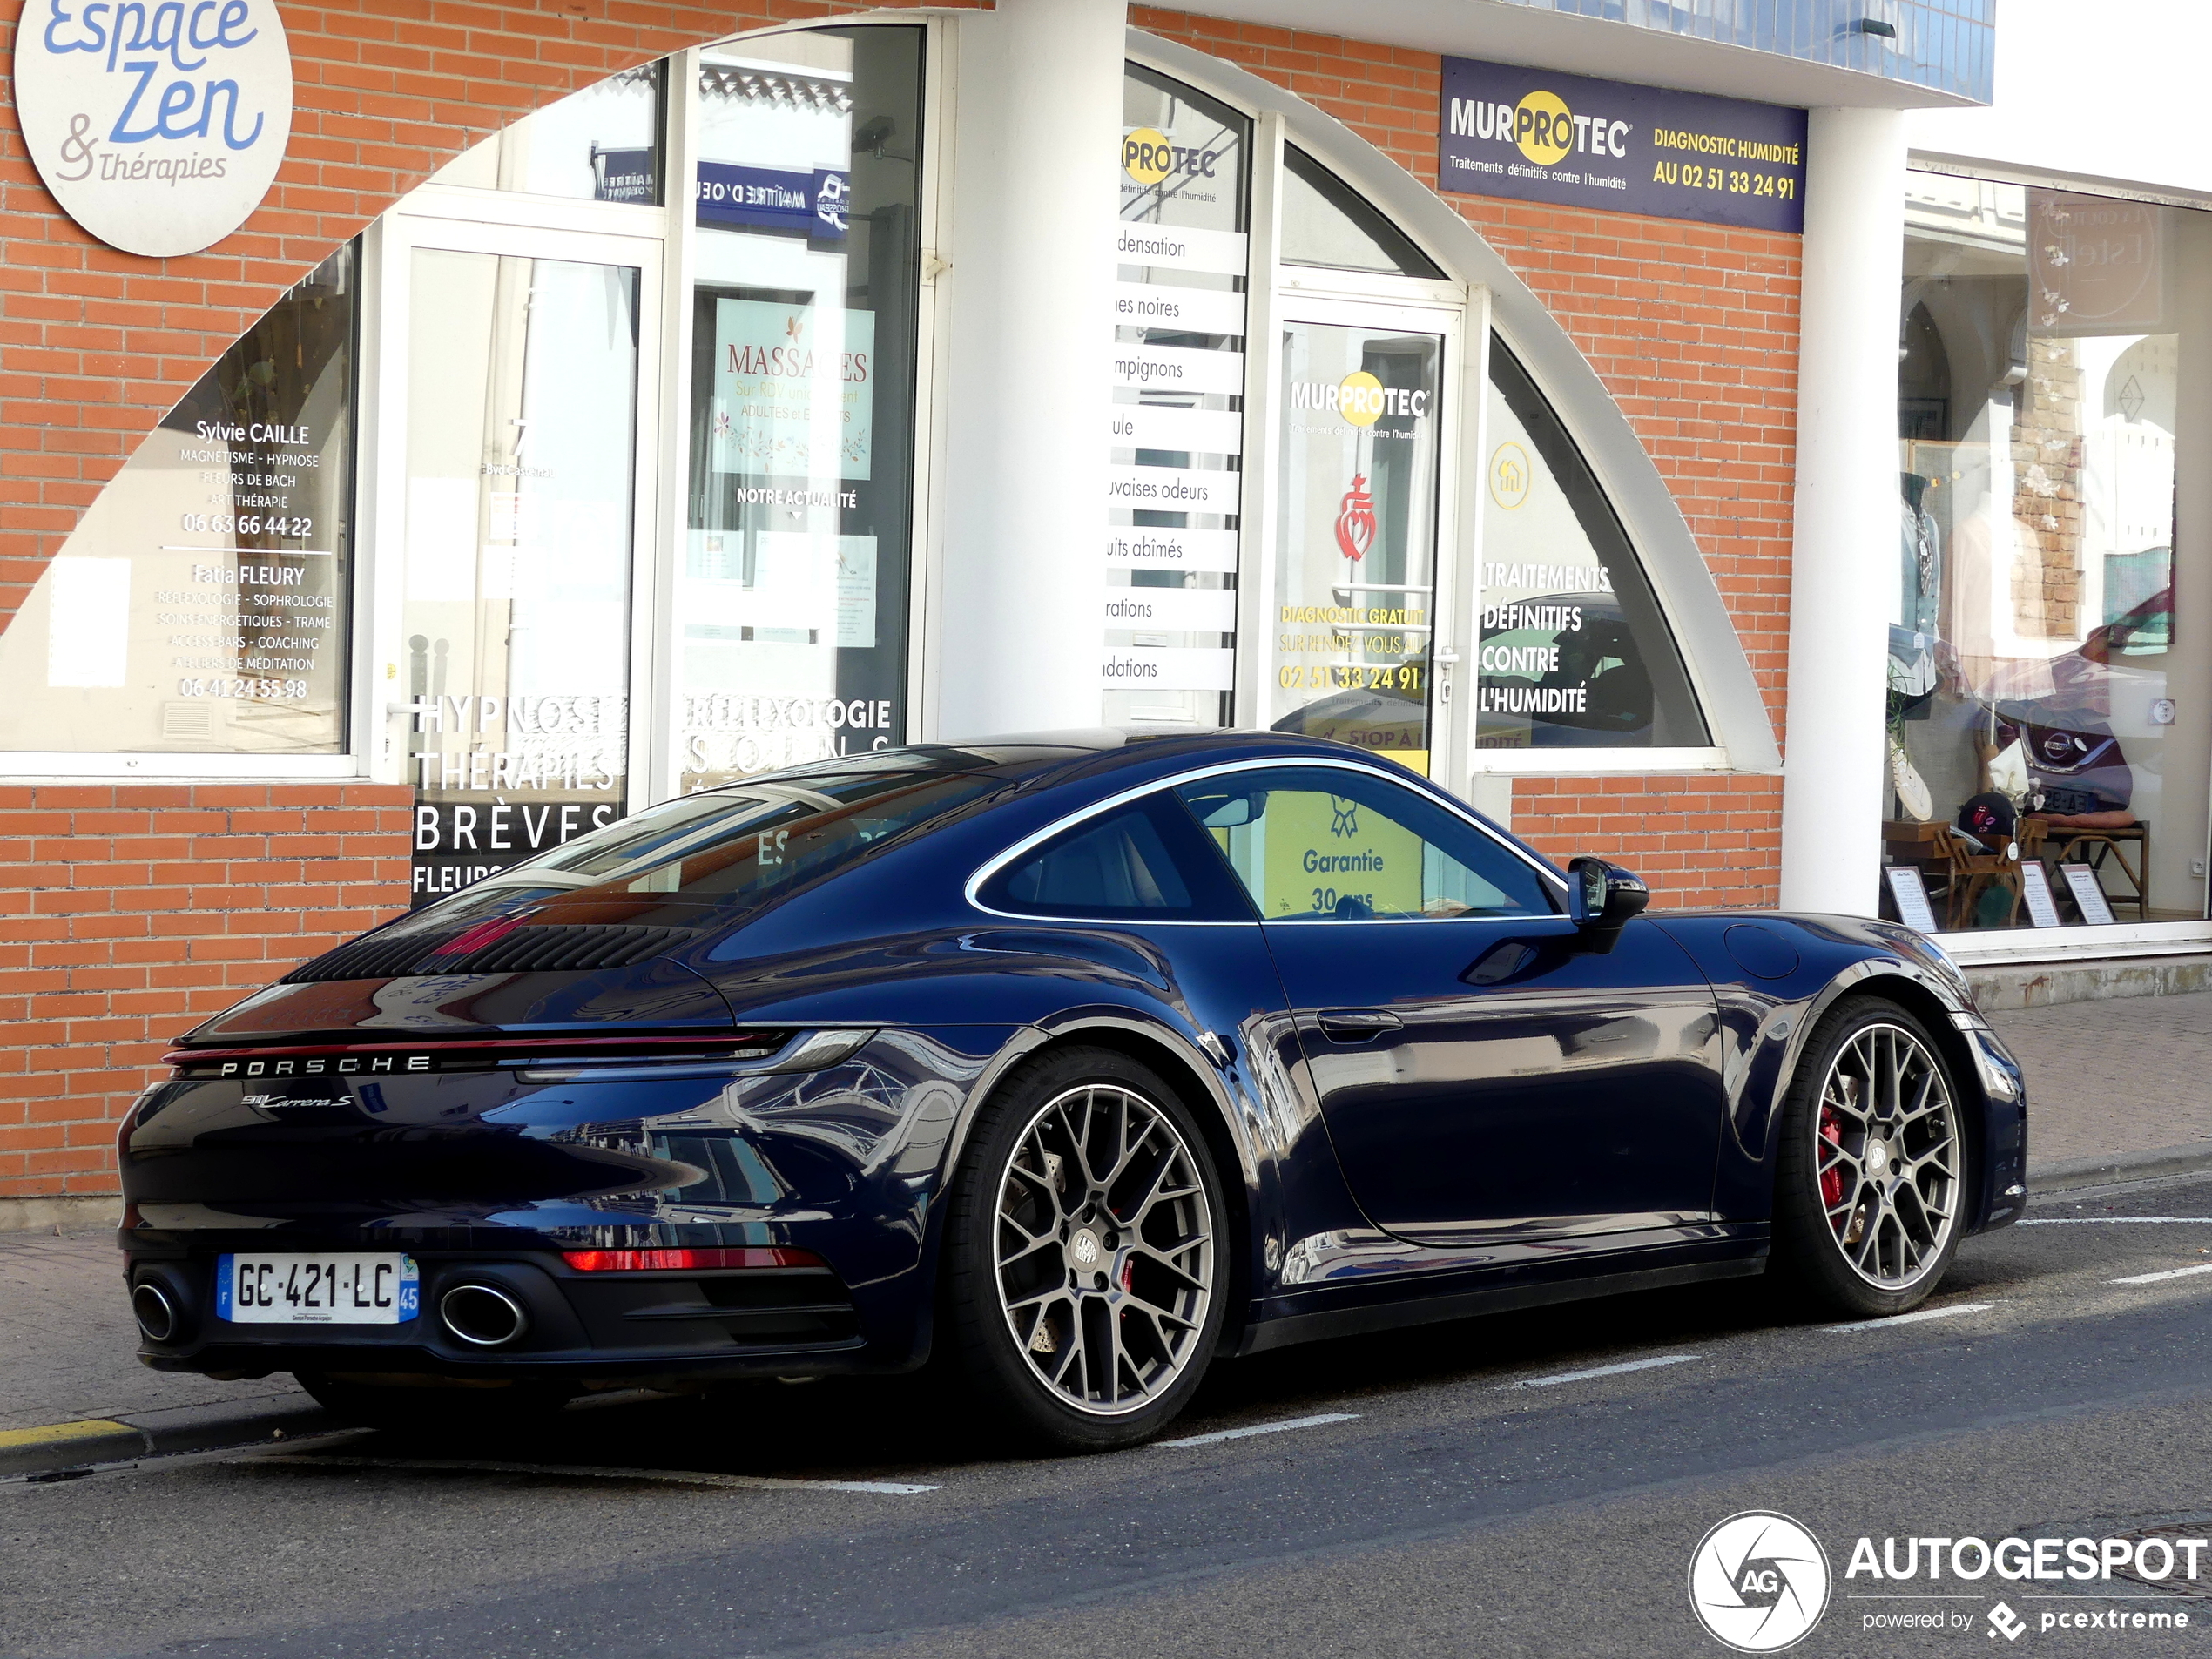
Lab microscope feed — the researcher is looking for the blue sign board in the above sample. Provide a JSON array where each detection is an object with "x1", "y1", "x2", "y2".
[
  {"x1": 593, "y1": 146, "x2": 657, "y2": 206},
  {"x1": 696, "y1": 161, "x2": 850, "y2": 241},
  {"x1": 1439, "y1": 58, "x2": 1807, "y2": 233}
]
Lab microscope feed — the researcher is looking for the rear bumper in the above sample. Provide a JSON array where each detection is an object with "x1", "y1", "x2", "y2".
[
  {"x1": 124, "y1": 1245, "x2": 888, "y2": 1386},
  {"x1": 115, "y1": 1022, "x2": 1019, "y2": 1385}
]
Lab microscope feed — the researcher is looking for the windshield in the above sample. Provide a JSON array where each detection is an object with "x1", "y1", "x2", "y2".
[{"x1": 435, "y1": 753, "x2": 1013, "y2": 917}]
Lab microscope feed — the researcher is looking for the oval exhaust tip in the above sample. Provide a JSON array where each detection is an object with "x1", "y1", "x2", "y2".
[
  {"x1": 132, "y1": 1281, "x2": 179, "y2": 1344},
  {"x1": 439, "y1": 1284, "x2": 529, "y2": 1348}
]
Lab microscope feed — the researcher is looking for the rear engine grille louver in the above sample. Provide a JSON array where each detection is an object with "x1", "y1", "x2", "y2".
[
  {"x1": 285, "y1": 933, "x2": 436, "y2": 983},
  {"x1": 283, "y1": 925, "x2": 693, "y2": 983}
]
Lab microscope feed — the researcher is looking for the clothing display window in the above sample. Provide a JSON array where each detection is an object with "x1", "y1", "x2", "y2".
[{"x1": 1885, "y1": 173, "x2": 2212, "y2": 933}]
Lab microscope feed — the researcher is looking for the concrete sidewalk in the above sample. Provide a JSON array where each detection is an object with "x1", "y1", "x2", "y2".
[
  {"x1": 0, "y1": 1230, "x2": 328, "y2": 1470},
  {"x1": 4, "y1": 992, "x2": 2209, "y2": 1478},
  {"x1": 1987, "y1": 988, "x2": 2212, "y2": 1185}
]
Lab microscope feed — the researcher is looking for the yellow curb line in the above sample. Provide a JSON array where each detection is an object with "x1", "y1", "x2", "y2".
[{"x1": 0, "y1": 1419, "x2": 138, "y2": 1452}]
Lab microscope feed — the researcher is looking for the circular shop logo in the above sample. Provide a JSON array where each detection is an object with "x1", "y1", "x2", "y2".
[
  {"x1": 1336, "y1": 370, "x2": 1386, "y2": 428},
  {"x1": 1123, "y1": 127, "x2": 1173, "y2": 185},
  {"x1": 1687, "y1": 1512, "x2": 1831, "y2": 1653},
  {"x1": 15, "y1": 0, "x2": 295, "y2": 258},
  {"x1": 1514, "y1": 89, "x2": 1574, "y2": 166},
  {"x1": 1488, "y1": 442, "x2": 1532, "y2": 509}
]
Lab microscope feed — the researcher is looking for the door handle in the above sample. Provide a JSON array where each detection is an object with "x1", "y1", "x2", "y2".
[{"x1": 1316, "y1": 1008, "x2": 1404, "y2": 1042}]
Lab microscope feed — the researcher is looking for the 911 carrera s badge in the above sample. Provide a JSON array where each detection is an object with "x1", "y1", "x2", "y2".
[{"x1": 1334, "y1": 475, "x2": 1377, "y2": 563}]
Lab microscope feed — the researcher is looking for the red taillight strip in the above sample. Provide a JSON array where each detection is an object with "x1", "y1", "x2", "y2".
[
  {"x1": 562, "y1": 1247, "x2": 824, "y2": 1272},
  {"x1": 165, "y1": 1032, "x2": 786, "y2": 1066}
]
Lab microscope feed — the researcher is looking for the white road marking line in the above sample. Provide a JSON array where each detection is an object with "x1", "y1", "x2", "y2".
[
  {"x1": 242, "y1": 1454, "x2": 938, "y2": 1494},
  {"x1": 1495, "y1": 1353, "x2": 1703, "y2": 1390},
  {"x1": 1822, "y1": 1301, "x2": 1993, "y2": 1333},
  {"x1": 2019, "y1": 1217, "x2": 2212, "y2": 1224},
  {"x1": 2110, "y1": 1262, "x2": 2212, "y2": 1285},
  {"x1": 1156, "y1": 1412, "x2": 1359, "y2": 1447}
]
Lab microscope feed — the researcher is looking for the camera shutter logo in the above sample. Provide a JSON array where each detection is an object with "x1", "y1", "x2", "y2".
[
  {"x1": 15, "y1": 0, "x2": 294, "y2": 258},
  {"x1": 1688, "y1": 1512, "x2": 1831, "y2": 1652}
]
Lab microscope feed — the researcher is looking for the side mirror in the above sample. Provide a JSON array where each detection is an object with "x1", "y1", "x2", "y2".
[{"x1": 1566, "y1": 856, "x2": 1650, "y2": 951}]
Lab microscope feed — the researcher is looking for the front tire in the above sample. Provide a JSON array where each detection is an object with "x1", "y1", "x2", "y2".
[
  {"x1": 1771, "y1": 998, "x2": 1968, "y2": 1318},
  {"x1": 939, "y1": 1047, "x2": 1228, "y2": 1452}
]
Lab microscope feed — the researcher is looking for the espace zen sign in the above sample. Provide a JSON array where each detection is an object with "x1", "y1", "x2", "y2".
[
  {"x1": 16, "y1": 0, "x2": 294, "y2": 258},
  {"x1": 1439, "y1": 57, "x2": 1805, "y2": 234}
]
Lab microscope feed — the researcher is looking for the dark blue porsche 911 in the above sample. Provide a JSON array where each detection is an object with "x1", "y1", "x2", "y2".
[{"x1": 118, "y1": 732, "x2": 2027, "y2": 1450}]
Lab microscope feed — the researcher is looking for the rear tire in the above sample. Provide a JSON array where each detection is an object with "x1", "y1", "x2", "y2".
[
  {"x1": 938, "y1": 1046, "x2": 1229, "y2": 1453},
  {"x1": 1771, "y1": 997, "x2": 1968, "y2": 1318},
  {"x1": 294, "y1": 1372, "x2": 575, "y2": 1435}
]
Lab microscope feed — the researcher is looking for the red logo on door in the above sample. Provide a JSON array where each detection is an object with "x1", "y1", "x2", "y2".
[{"x1": 1334, "y1": 475, "x2": 1376, "y2": 563}]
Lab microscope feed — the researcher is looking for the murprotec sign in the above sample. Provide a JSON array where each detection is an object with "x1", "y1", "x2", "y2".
[
  {"x1": 15, "y1": 0, "x2": 294, "y2": 258},
  {"x1": 1440, "y1": 58, "x2": 1806, "y2": 234}
]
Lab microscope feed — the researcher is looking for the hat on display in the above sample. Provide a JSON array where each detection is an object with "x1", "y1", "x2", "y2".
[{"x1": 1954, "y1": 791, "x2": 2016, "y2": 847}]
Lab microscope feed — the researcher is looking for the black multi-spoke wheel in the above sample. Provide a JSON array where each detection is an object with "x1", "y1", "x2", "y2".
[
  {"x1": 1772, "y1": 998, "x2": 1967, "y2": 1317},
  {"x1": 941, "y1": 1047, "x2": 1227, "y2": 1450}
]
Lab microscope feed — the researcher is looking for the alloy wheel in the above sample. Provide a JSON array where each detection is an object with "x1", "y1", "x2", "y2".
[
  {"x1": 1814, "y1": 1022, "x2": 1961, "y2": 1289},
  {"x1": 993, "y1": 1083, "x2": 1215, "y2": 1416}
]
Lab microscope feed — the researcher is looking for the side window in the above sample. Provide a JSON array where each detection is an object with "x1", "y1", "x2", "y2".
[
  {"x1": 1174, "y1": 766, "x2": 1555, "y2": 921},
  {"x1": 981, "y1": 796, "x2": 1252, "y2": 921}
]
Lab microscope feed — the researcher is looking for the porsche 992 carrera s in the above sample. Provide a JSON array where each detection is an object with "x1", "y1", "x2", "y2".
[{"x1": 117, "y1": 732, "x2": 2027, "y2": 1449}]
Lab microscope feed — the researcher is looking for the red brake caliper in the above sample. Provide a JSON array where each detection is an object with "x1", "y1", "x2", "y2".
[{"x1": 1818, "y1": 1106, "x2": 1845, "y2": 1210}]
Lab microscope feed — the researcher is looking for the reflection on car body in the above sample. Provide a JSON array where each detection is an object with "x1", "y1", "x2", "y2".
[{"x1": 116, "y1": 730, "x2": 2027, "y2": 1449}]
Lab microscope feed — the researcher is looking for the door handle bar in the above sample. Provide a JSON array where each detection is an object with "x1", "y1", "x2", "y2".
[{"x1": 1316, "y1": 1008, "x2": 1405, "y2": 1042}]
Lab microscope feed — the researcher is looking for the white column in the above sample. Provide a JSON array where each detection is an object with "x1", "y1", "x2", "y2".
[
  {"x1": 1778, "y1": 106, "x2": 1906, "y2": 914},
  {"x1": 929, "y1": 0, "x2": 1127, "y2": 739}
]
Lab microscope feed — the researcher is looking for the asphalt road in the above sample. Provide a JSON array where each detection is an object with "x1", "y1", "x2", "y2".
[{"x1": 9, "y1": 1174, "x2": 2212, "y2": 1659}]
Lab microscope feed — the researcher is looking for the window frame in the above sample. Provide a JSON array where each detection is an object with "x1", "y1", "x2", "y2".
[
  {"x1": 1128, "y1": 30, "x2": 1773, "y2": 792},
  {"x1": 1175, "y1": 761, "x2": 1563, "y2": 923},
  {"x1": 966, "y1": 754, "x2": 1567, "y2": 927},
  {"x1": 976, "y1": 791, "x2": 1256, "y2": 923}
]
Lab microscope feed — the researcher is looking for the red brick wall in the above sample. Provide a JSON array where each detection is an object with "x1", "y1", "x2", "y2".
[
  {"x1": 0, "y1": 785, "x2": 411, "y2": 1204},
  {"x1": 1136, "y1": 11, "x2": 1797, "y2": 908}
]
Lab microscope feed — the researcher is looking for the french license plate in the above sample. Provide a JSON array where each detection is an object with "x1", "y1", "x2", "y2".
[{"x1": 217, "y1": 1253, "x2": 421, "y2": 1325}]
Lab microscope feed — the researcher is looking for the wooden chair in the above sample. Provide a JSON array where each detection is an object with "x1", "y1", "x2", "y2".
[
  {"x1": 1934, "y1": 819, "x2": 2041, "y2": 932},
  {"x1": 2051, "y1": 823, "x2": 2149, "y2": 921}
]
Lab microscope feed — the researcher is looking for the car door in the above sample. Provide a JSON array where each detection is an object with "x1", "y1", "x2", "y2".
[{"x1": 1173, "y1": 764, "x2": 1725, "y2": 1247}]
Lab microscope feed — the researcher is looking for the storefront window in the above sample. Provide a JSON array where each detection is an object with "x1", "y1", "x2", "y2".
[
  {"x1": 0, "y1": 247, "x2": 358, "y2": 754},
  {"x1": 1279, "y1": 146, "x2": 1441, "y2": 279},
  {"x1": 1476, "y1": 338, "x2": 1708, "y2": 751},
  {"x1": 1268, "y1": 319, "x2": 1444, "y2": 771},
  {"x1": 1105, "y1": 65, "x2": 1250, "y2": 727},
  {"x1": 432, "y1": 64, "x2": 665, "y2": 205},
  {"x1": 679, "y1": 28, "x2": 924, "y2": 788},
  {"x1": 401, "y1": 252, "x2": 640, "y2": 902},
  {"x1": 1886, "y1": 174, "x2": 2211, "y2": 932}
]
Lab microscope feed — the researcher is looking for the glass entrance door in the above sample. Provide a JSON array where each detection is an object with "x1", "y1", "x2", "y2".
[
  {"x1": 379, "y1": 220, "x2": 660, "y2": 904},
  {"x1": 1266, "y1": 300, "x2": 1459, "y2": 777}
]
